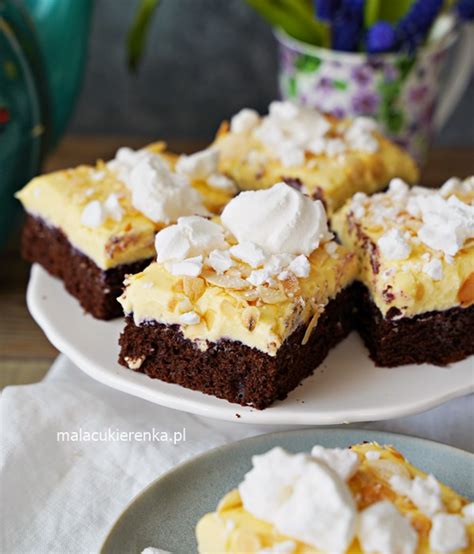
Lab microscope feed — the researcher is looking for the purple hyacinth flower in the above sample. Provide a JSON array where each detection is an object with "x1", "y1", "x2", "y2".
[
  {"x1": 395, "y1": 0, "x2": 443, "y2": 52},
  {"x1": 331, "y1": 0, "x2": 364, "y2": 52},
  {"x1": 342, "y1": 0, "x2": 364, "y2": 14},
  {"x1": 367, "y1": 21, "x2": 396, "y2": 53},
  {"x1": 458, "y1": 0, "x2": 474, "y2": 20},
  {"x1": 314, "y1": 0, "x2": 341, "y2": 21},
  {"x1": 332, "y1": 13, "x2": 360, "y2": 51}
]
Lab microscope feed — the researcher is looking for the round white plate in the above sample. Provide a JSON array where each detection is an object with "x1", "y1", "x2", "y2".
[{"x1": 27, "y1": 264, "x2": 474, "y2": 425}]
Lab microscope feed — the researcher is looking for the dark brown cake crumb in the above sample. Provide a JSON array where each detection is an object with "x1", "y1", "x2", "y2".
[
  {"x1": 353, "y1": 282, "x2": 474, "y2": 367},
  {"x1": 118, "y1": 286, "x2": 355, "y2": 409},
  {"x1": 22, "y1": 214, "x2": 151, "y2": 320}
]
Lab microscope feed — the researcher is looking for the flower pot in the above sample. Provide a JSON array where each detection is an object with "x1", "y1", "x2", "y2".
[{"x1": 275, "y1": 25, "x2": 473, "y2": 164}]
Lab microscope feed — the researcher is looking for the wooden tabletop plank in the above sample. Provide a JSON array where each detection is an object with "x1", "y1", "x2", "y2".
[{"x1": 1, "y1": 136, "x2": 473, "y2": 390}]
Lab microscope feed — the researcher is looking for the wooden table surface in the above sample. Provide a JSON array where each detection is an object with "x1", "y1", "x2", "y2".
[{"x1": 1, "y1": 136, "x2": 473, "y2": 390}]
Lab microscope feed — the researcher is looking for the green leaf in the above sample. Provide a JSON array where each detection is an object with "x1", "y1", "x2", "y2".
[
  {"x1": 127, "y1": 0, "x2": 161, "y2": 72},
  {"x1": 364, "y1": 0, "x2": 380, "y2": 28},
  {"x1": 377, "y1": 0, "x2": 415, "y2": 24},
  {"x1": 246, "y1": 0, "x2": 329, "y2": 47}
]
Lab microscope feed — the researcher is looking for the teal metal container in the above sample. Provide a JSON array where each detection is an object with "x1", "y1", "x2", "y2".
[{"x1": 0, "y1": 0, "x2": 92, "y2": 246}]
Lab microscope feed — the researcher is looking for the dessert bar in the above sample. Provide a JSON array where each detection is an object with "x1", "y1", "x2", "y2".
[
  {"x1": 332, "y1": 176, "x2": 474, "y2": 366},
  {"x1": 118, "y1": 183, "x2": 357, "y2": 408},
  {"x1": 16, "y1": 143, "x2": 236, "y2": 319},
  {"x1": 212, "y1": 101, "x2": 419, "y2": 213}
]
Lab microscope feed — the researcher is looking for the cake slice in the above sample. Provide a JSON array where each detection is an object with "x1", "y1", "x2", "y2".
[
  {"x1": 16, "y1": 143, "x2": 236, "y2": 319},
  {"x1": 118, "y1": 183, "x2": 358, "y2": 408},
  {"x1": 332, "y1": 176, "x2": 474, "y2": 366},
  {"x1": 211, "y1": 101, "x2": 419, "y2": 214},
  {"x1": 196, "y1": 443, "x2": 474, "y2": 553}
]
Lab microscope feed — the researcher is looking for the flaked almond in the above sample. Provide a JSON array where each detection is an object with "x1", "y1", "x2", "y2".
[
  {"x1": 415, "y1": 282, "x2": 425, "y2": 301},
  {"x1": 258, "y1": 286, "x2": 287, "y2": 304},
  {"x1": 217, "y1": 489, "x2": 241, "y2": 513},
  {"x1": 458, "y1": 272, "x2": 474, "y2": 306},
  {"x1": 176, "y1": 297, "x2": 193, "y2": 313},
  {"x1": 281, "y1": 273, "x2": 300, "y2": 295},
  {"x1": 203, "y1": 270, "x2": 249, "y2": 290},
  {"x1": 183, "y1": 276, "x2": 205, "y2": 302},
  {"x1": 240, "y1": 288, "x2": 260, "y2": 302},
  {"x1": 172, "y1": 279, "x2": 184, "y2": 293},
  {"x1": 241, "y1": 306, "x2": 260, "y2": 332},
  {"x1": 124, "y1": 355, "x2": 145, "y2": 370},
  {"x1": 203, "y1": 309, "x2": 216, "y2": 330},
  {"x1": 167, "y1": 297, "x2": 178, "y2": 311},
  {"x1": 215, "y1": 120, "x2": 229, "y2": 138},
  {"x1": 147, "y1": 140, "x2": 167, "y2": 153},
  {"x1": 226, "y1": 267, "x2": 244, "y2": 278},
  {"x1": 302, "y1": 308, "x2": 321, "y2": 345}
]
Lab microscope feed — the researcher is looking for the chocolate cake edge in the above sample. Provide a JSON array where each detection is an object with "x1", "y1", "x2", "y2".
[
  {"x1": 22, "y1": 214, "x2": 152, "y2": 320},
  {"x1": 353, "y1": 282, "x2": 474, "y2": 367},
  {"x1": 118, "y1": 285, "x2": 356, "y2": 409}
]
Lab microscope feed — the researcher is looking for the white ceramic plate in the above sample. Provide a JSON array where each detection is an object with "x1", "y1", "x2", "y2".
[{"x1": 27, "y1": 264, "x2": 474, "y2": 425}]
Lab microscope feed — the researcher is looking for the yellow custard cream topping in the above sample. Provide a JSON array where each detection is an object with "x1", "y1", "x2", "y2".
[
  {"x1": 332, "y1": 177, "x2": 474, "y2": 318},
  {"x1": 118, "y1": 183, "x2": 357, "y2": 356},
  {"x1": 211, "y1": 101, "x2": 419, "y2": 214},
  {"x1": 196, "y1": 443, "x2": 474, "y2": 554},
  {"x1": 15, "y1": 143, "x2": 236, "y2": 270}
]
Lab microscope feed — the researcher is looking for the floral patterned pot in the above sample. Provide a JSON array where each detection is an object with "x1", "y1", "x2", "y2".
[{"x1": 275, "y1": 29, "x2": 464, "y2": 164}]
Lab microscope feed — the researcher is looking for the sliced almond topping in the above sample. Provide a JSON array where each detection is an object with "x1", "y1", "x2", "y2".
[
  {"x1": 240, "y1": 288, "x2": 260, "y2": 302},
  {"x1": 241, "y1": 306, "x2": 260, "y2": 332},
  {"x1": 167, "y1": 297, "x2": 178, "y2": 311},
  {"x1": 302, "y1": 308, "x2": 321, "y2": 345},
  {"x1": 183, "y1": 276, "x2": 205, "y2": 302},
  {"x1": 415, "y1": 282, "x2": 425, "y2": 301},
  {"x1": 202, "y1": 270, "x2": 250, "y2": 290},
  {"x1": 172, "y1": 279, "x2": 184, "y2": 293},
  {"x1": 458, "y1": 272, "x2": 474, "y2": 307},
  {"x1": 258, "y1": 286, "x2": 287, "y2": 304},
  {"x1": 176, "y1": 298, "x2": 193, "y2": 313},
  {"x1": 203, "y1": 309, "x2": 216, "y2": 330},
  {"x1": 281, "y1": 273, "x2": 300, "y2": 295},
  {"x1": 124, "y1": 355, "x2": 145, "y2": 370}
]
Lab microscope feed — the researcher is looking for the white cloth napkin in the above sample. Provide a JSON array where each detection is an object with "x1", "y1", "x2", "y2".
[{"x1": 1, "y1": 355, "x2": 473, "y2": 554}]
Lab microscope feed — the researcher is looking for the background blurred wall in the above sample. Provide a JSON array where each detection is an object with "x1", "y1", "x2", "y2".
[{"x1": 68, "y1": 0, "x2": 474, "y2": 145}]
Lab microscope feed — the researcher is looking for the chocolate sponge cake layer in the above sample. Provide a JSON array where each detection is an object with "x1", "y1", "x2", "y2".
[
  {"x1": 22, "y1": 214, "x2": 152, "y2": 320},
  {"x1": 353, "y1": 282, "x2": 474, "y2": 367},
  {"x1": 118, "y1": 286, "x2": 355, "y2": 409}
]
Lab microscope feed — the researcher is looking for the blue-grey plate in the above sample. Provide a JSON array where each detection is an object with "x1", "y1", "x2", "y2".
[{"x1": 100, "y1": 428, "x2": 474, "y2": 554}]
